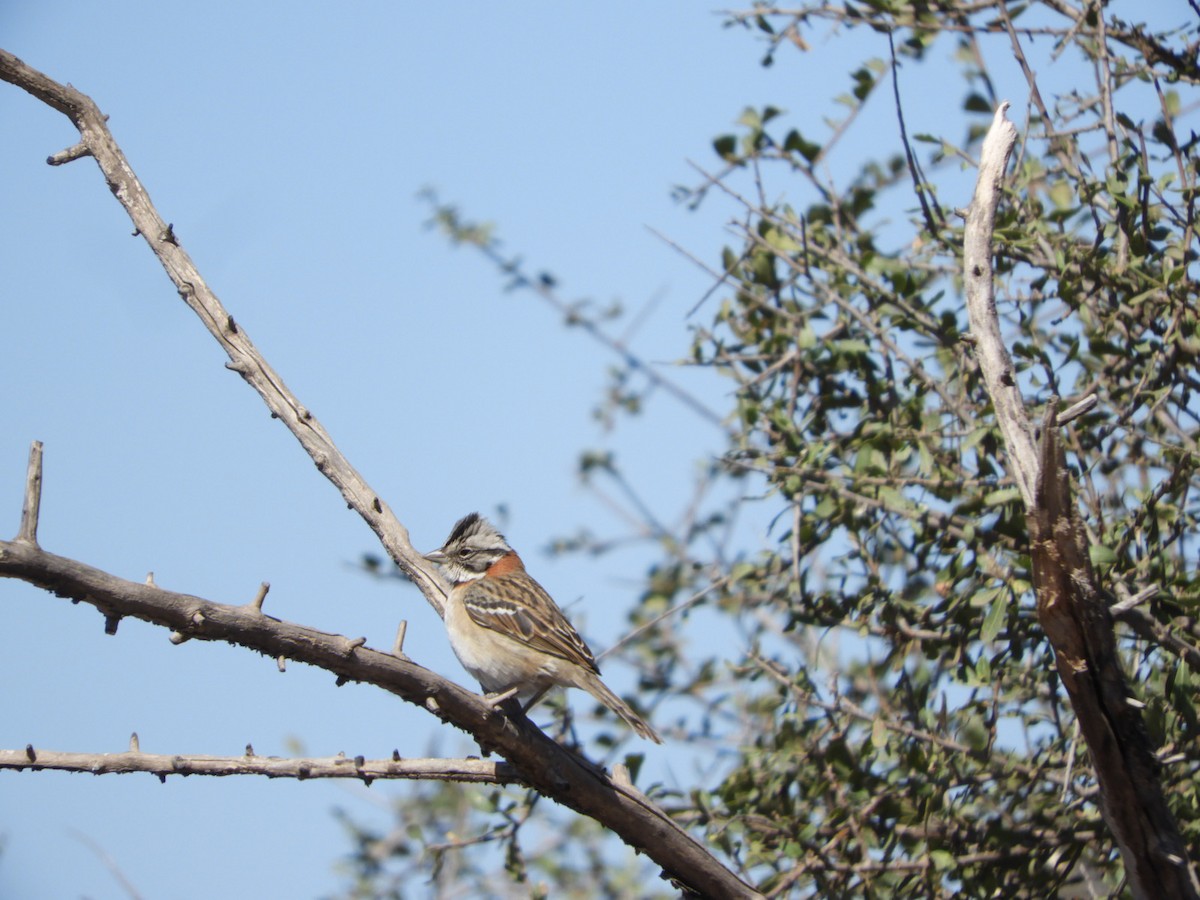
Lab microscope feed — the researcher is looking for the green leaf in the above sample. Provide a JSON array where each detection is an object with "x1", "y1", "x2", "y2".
[
  {"x1": 980, "y1": 592, "x2": 1007, "y2": 643},
  {"x1": 871, "y1": 716, "x2": 888, "y2": 749},
  {"x1": 713, "y1": 134, "x2": 738, "y2": 162},
  {"x1": 930, "y1": 849, "x2": 957, "y2": 871},
  {"x1": 963, "y1": 92, "x2": 992, "y2": 113},
  {"x1": 983, "y1": 487, "x2": 1021, "y2": 507}
]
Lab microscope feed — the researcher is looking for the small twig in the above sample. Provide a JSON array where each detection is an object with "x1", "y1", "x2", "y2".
[
  {"x1": 1056, "y1": 394, "x2": 1098, "y2": 426},
  {"x1": 600, "y1": 574, "x2": 730, "y2": 661},
  {"x1": 47, "y1": 142, "x2": 91, "y2": 165},
  {"x1": 1111, "y1": 585, "x2": 1159, "y2": 614},
  {"x1": 393, "y1": 619, "x2": 408, "y2": 656},
  {"x1": 249, "y1": 581, "x2": 270, "y2": 611},
  {"x1": 889, "y1": 31, "x2": 943, "y2": 235},
  {"x1": 69, "y1": 828, "x2": 144, "y2": 900},
  {"x1": 16, "y1": 440, "x2": 43, "y2": 545},
  {"x1": 1061, "y1": 720, "x2": 1079, "y2": 803}
]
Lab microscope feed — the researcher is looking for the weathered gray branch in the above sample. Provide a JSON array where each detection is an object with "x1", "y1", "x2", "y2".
[
  {"x1": 963, "y1": 102, "x2": 1199, "y2": 900},
  {"x1": 2, "y1": 743, "x2": 516, "y2": 784},
  {"x1": 963, "y1": 102, "x2": 1040, "y2": 508},
  {"x1": 0, "y1": 534, "x2": 758, "y2": 898},
  {"x1": 0, "y1": 49, "x2": 446, "y2": 617}
]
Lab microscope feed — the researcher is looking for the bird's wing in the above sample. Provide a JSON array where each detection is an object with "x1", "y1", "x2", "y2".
[{"x1": 461, "y1": 574, "x2": 601, "y2": 673}]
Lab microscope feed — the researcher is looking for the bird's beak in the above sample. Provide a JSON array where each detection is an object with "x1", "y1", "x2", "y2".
[{"x1": 423, "y1": 548, "x2": 447, "y2": 565}]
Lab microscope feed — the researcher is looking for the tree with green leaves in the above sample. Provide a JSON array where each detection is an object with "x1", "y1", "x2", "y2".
[{"x1": 401, "y1": 2, "x2": 1200, "y2": 896}]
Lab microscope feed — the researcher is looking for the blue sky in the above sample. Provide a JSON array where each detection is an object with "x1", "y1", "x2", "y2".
[{"x1": 0, "y1": 2, "x2": 1146, "y2": 897}]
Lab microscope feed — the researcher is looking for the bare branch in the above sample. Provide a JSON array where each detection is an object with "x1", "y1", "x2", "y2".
[
  {"x1": 0, "y1": 48, "x2": 447, "y2": 616},
  {"x1": 1, "y1": 746, "x2": 517, "y2": 784},
  {"x1": 0, "y1": 466, "x2": 754, "y2": 898}
]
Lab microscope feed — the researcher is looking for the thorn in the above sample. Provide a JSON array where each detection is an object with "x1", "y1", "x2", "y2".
[
  {"x1": 335, "y1": 675, "x2": 348, "y2": 687},
  {"x1": 250, "y1": 582, "x2": 270, "y2": 612},
  {"x1": 354, "y1": 755, "x2": 365, "y2": 768},
  {"x1": 245, "y1": 744, "x2": 255, "y2": 757},
  {"x1": 1126, "y1": 697, "x2": 1146, "y2": 709},
  {"x1": 191, "y1": 610, "x2": 206, "y2": 627},
  {"x1": 168, "y1": 631, "x2": 189, "y2": 645},
  {"x1": 345, "y1": 636, "x2": 367, "y2": 655},
  {"x1": 611, "y1": 763, "x2": 633, "y2": 788},
  {"x1": 392, "y1": 620, "x2": 408, "y2": 656},
  {"x1": 145, "y1": 572, "x2": 156, "y2": 586},
  {"x1": 25, "y1": 744, "x2": 36, "y2": 762},
  {"x1": 104, "y1": 614, "x2": 120, "y2": 636},
  {"x1": 426, "y1": 697, "x2": 441, "y2": 713},
  {"x1": 226, "y1": 315, "x2": 238, "y2": 334},
  {"x1": 160, "y1": 223, "x2": 177, "y2": 245},
  {"x1": 373, "y1": 497, "x2": 383, "y2": 513},
  {"x1": 129, "y1": 732, "x2": 140, "y2": 752},
  {"x1": 392, "y1": 749, "x2": 401, "y2": 762},
  {"x1": 277, "y1": 655, "x2": 287, "y2": 672}
]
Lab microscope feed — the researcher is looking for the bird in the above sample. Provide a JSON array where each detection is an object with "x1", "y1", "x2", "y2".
[{"x1": 423, "y1": 512, "x2": 662, "y2": 743}]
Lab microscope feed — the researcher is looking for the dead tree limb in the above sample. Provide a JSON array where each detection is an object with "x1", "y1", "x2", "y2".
[
  {"x1": 1, "y1": 743, "x2": 516, "y2": 784},
  {"x1": 0, "y1": 511, "x2": 759, "y2": 898},
  {"x1": 0, "y1": 48, "x2": 446, "y2": 616},
  {"x1": 963, "y1": 102, "x2": 1199, "y2": 900}
]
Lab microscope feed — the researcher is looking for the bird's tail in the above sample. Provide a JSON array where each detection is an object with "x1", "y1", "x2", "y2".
[{"x1": 579, "y1": 672, "x2": 663, "y2": 743}]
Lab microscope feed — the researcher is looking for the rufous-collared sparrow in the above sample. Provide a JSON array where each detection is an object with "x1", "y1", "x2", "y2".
[{"x1": 424, "y1": 512, "x2": 662, "y2": 743}]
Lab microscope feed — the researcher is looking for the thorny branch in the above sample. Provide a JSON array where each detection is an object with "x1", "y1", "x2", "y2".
[
  {"x1": 0, "y1": 48, "x2": 762, "y2": 900},
  {"x1": 1, "y1": 743, "x2": 517, "y2": 785},
  {"x1": 0, "y1": 49, "x2": 447, "y2": 617}
]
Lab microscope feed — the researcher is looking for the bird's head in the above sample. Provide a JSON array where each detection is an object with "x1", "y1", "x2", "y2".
[{"x1": 424, "y1": 512, "x2": 514, "y2": 584}]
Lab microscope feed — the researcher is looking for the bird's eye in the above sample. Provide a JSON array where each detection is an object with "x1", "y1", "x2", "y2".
[{"x1": 459, "y1": 547, "x2": 475, "y2": 558}]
